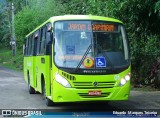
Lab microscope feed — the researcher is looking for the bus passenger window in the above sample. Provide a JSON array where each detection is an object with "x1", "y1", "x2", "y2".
[
  {"x1": 31, "y1": 35, "x2": 34, "y2": 55},
  {"x1": 33, "y1": 31, "x2": 38, "y2": 56},
  {"x1": 26, "y1": 39, "x2": 28, "y2": 55},
  {"x1": 45, "y1": 23, "x2": 52, "y2": 55},
  {"x1": 28, "y1": 36, "x2": 32, "y2": 55},
  {"x1": 39, "y1": 27, "x2": 46, "y2": 55}
]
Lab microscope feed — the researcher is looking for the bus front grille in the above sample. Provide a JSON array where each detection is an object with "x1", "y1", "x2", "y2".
[
  {"x1": 62, "y1": 72, "x2": 76, "y2": 81},
  {"x1": 72, "y1": 82, "x2": 115, "y2": 89},
  {"x1": 78, "y1": 92, "x2": 110, "y2": 98}
]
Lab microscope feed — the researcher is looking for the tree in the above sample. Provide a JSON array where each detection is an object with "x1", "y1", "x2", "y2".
[
  {"x1": 14, "y1": 0, "x2": 66, "y2": 48},
  {"x1": 0, "y1": 1, "x2": 11, "y2": 47}
]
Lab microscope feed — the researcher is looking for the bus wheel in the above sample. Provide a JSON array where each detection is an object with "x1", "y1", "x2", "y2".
[
  {"x1": 28, "y1": 74, "x2": 35, "y2": 94},
  {"x1": 42, "y1": 81, "x2": 54, "y2": 106}
]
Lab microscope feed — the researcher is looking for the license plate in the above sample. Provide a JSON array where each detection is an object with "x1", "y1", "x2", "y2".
[{"x1": 88, "y1": 91, "x2": 101, "y2": 96}]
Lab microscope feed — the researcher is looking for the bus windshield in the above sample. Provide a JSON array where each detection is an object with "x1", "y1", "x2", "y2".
[{"x1": 54, "y1": 21, "x2": 130, "y2": 70}]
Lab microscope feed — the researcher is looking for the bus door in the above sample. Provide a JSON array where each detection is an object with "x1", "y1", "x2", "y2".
[
  {"x1": 35, "y1": 24, "x2": 52, "y2": 94},
  {"x1": 26, "y1": 35, "x2": 35, "y2": 88},
  {"x1": 33, "y1": 31, "x2": 38, "y2": 88},
  {"x1": 46, "y1": 23, "x2": 53, "y2": 96},
  {"x1": 35, "y1": 27, "x2": 45, "y2": 92}
]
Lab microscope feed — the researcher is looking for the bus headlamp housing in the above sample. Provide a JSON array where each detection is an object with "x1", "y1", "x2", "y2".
[
  {"x1": 55, "y1": 73, "x2": 71, "y2": 88},
  {"x1": 125, "y1": 75, "x2": 130, "y2": 81},
  {"x1": 119, "y1": 73, "x2": 131, "y2": 86}
]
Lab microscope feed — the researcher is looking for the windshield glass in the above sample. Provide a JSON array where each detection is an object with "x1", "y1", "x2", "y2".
[{"x1": 54, "y1": 21, "x2": 130, "y2": 69}]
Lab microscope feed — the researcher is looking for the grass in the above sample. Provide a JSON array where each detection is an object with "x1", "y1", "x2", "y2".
[{"x1": 0, "y1": 48, "x2": 23, "y2": 72}]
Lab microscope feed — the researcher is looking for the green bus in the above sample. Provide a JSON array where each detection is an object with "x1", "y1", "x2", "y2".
[{"x1": 24, "y1": 15, "x2": 131, "y2": 106}]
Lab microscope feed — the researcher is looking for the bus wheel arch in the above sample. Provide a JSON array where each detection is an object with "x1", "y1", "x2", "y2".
[
  {"x1": 27, "y1": 70, "x2": 29, "y2": 82},
  {"x1": 41, "y1": 74, "x2": 45, "y2": 93},
  {"x1": 27, "y1": 70, "x2": 35, "y2": 94}
]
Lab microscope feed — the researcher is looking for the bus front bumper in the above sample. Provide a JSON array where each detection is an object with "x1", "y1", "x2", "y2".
[{"x1": 52, "y1": 81, "x2": 130, "y2": 103}]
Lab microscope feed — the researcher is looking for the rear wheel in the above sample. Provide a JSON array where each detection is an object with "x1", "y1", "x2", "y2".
[
  {"x1": 28, "y1": 73, "x2": 35, "y2": 94},
  {"x1": 42, "y1": 80, "x2": 54, "y2": 106}
]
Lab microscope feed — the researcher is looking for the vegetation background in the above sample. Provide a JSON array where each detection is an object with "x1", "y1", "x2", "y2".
[{"x1": 0, "y1": 0, "x2": 160, "y2": 88}]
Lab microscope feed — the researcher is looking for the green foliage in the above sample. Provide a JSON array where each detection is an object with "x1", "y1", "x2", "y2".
[
  {"x1": 155, "y1": 0, "x2": 160, "y2": 16},
  {"x1": 0, "y1": 48, "x2": 23, "y2": 71},
  {"x1": 0, "y1": 6, "x2": 11, "y2": 47},
  {"x1": 14, "y1": 0, "x2": 66, "y2": 48}
]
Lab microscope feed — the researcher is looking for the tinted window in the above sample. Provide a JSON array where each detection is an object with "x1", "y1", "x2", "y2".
[
  {"x1": 28, "y1": 35, "x2": 33, "y2": 55},
  {"x1": 34, "y1": 31, "x2": 38, "y2": 56},
  {"x1": 39, "y1": 27, "x2": 46, "y2": 55},
  {"x1": 46, "y1": 23, "x2": 52, "y2": 55},
  {"x1": 37, "y1": 30, "x2": 41, "y2": 55},
  {"x1": 26, "y1": 38, "x2": 29, "y2": 56},
  {"x1": 31, "y1": 35, "x2": 34, "y2": 55}
]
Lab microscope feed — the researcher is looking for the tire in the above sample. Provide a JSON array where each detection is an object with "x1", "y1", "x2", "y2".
[
  {"x1": 42, "y1": 80, "x2": 54, "y2": 106},
  {"x1": 28, "y1": 73, "x2": 35, "y2": 94}
]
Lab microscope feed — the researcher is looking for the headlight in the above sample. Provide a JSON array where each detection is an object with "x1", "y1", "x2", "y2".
[
  {"x1": 125, "y1": 75, "x2": 130, "y2": 81},
  {"x1": 55, "y1": 73, "x2": 71, "y2": 88},
  {"x1": 119, "y1": 73, "x2": 131, "y2": 86},
  {"x1": 120, "y1": 78, "x2": 126, "y2": 85}
]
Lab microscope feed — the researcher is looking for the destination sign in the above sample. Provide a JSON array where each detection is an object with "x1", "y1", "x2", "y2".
[{"x1": 64, "y1": 23, "x2": 116, "y2": 32}]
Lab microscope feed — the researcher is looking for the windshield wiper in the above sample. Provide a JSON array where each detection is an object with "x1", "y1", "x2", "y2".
[{"x1": 75, "y1": 44, "x2": 92, "y2": 72}]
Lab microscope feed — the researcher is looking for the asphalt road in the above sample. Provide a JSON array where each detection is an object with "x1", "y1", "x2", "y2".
[{"x1": 0, "y1": 66, "x2": 160, "y2": 113}]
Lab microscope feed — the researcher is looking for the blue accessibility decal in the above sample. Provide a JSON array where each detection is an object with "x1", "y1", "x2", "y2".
[
  {"x1": 95, "y1": 57, "x2": 106, "y2": 67},
  {"x1": 66, "y1": 46, "x2": 75, "y2": 54}
]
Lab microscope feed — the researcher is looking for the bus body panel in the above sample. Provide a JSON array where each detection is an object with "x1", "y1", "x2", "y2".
[
  {"x1": 24, "y1": 56, "x2": 36, "y2": 88},
  {"x1": 35, "y1": 56, "x2": 51, "y2": 96},
  {"x1": 51, "y1": 66, "x2": 130, "y2": 102},
  {"x1": 52, "y1": 81, "x2": 130, "y2": 102}
]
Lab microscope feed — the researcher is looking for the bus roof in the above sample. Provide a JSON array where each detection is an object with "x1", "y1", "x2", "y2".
[{"x1": 26, "y1": 15, "x2": 123, "y2": 37}]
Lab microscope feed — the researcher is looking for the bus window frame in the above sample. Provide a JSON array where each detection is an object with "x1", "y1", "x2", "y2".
[
  {"x1": 28, "y1": 35, "x2": 33, "y2": 56},
  {"x1": 31, "y1": 35, "x2": 34, "y2": 56},
  {"x1": 46, "y1": 23, "x2": 52, "y2": 55},
  {"x1": 24, "y1": 38, "x2": 27, "y2": 56},
  {"x1": 37, "y1": 29, "x2": 41, "y2": 55},
  {"x1": 28, "y1": 36, "x2": 30, "y2": 55},
  {"x1": 38, "y1": 26, "x2": 46, "y2": 55},
  {"x1": 26, "y1": 37, "x2": 29, "y2": 56},
  {"x1": 39, "y1": 28, "x2": 43, "y2": 55},
  {"x1": 34, "y1": 31, "x2": 39, "y2": 56}
]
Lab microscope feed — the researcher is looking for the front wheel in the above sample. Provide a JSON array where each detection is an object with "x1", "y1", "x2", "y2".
[{"x1": 42, "y1": 81, "x2": 54, "y2": 106}]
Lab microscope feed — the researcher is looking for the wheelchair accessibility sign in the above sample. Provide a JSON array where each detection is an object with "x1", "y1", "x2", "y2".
[{"x1": 95, "y1": 57, "x2": 106, "y2": 67}]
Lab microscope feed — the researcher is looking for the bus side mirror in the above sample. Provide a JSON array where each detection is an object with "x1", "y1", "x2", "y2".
[
  {"x1": 34, "y1": 33, "x2": 38, "y2": 40},
  {"x1": 47, "y1": 25, "x2": 52, "y2": 32}
]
